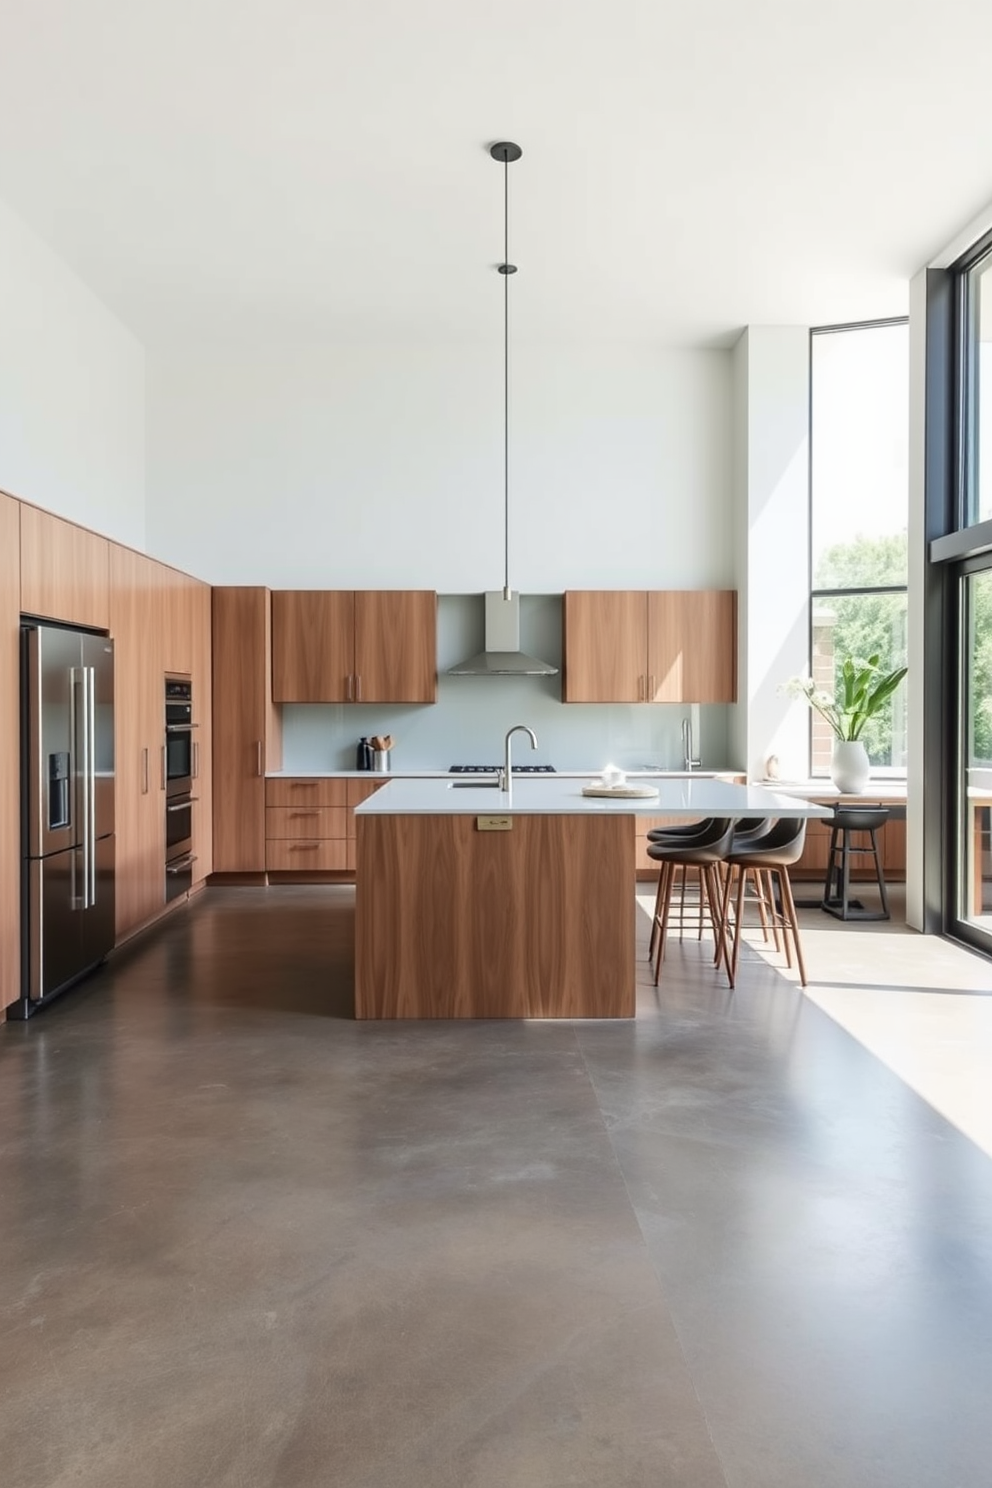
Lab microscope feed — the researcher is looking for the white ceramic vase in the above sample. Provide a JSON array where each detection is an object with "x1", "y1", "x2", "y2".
[{"x1": 831, "y1": 738, "x2": 869, "y2": 794}]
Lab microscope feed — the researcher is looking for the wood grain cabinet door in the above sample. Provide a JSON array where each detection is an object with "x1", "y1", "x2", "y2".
[
  {"x1": 562, "y1": 591, "x2": 648, "y2": 702},
  {"x1": 212, "y1": 587, "x2": 281, "y2": 872},
  {"x1": 647, "y1": 590, "x2": 737, "y2": 703},
  {"x1": 20, "y1": 505, "x2": 110, "y2": 629},
  {"x1": 354, "y1": 591, "x2": 437, "y2": 703},
  {"x1": 109, "y1": 545, "x2": 167, "y2": 936},
  {"x1": 0, "y1": 493, "x2": 20, "y2": 1011},
  {"x1": 271, "y1": 590, "x2": 355, "y2": 702}
]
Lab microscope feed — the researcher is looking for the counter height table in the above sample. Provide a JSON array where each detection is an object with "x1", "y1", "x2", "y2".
[{"x1": 354, "y1": 778, "x2": 832, "y2": 1020}]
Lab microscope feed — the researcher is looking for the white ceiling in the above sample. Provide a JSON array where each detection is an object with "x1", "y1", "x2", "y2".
[{"x1": 4, "y1": 0, "x2": 992, "y2": 349}]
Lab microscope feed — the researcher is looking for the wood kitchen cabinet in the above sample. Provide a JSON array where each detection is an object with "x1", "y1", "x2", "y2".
[
  {"x1": 271, "y1": 589, "x2": 437, "y2": 703},
  {"x1": 212, "y1": 588, "x2": 282, "y2": 874},
  {"x1": 264, "y1": 776, "x2": 385, "y2": 878},
  {"x1": 1, "y1": 493, "x2": 20, "y2": 1014},
  {"x1": 109, "y1": 545, "x2": 168, "y2": 936},
  {"x1": 563, "y1": 590, "x2": 737, "y2": 704},
  {"x1": 20, "y1": 504, "x2": 110, "y2": 630},
  {"x1": 189, "y1": 579, "x2": 213, "y2": 885}
]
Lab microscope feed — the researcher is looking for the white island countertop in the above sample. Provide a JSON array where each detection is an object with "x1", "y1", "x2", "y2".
[{"x1": 354, "y1": 776, "x2": 834, "y2": 819}]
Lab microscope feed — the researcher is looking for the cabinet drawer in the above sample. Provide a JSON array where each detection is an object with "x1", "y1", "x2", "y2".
[
  {"x1": 265, "y1": 806, "x2": 348, "y2": 840},
  {"x1": 266, "y1": 777, "x2": 348, "y2": 807},
  {"x1": 266, "y1": 838, "x2": 349, "y2": 871}
]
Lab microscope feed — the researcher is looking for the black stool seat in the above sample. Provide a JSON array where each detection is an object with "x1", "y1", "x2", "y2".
[{"x1": 822, "y1": 806, "x2": 891, "y2": 921}]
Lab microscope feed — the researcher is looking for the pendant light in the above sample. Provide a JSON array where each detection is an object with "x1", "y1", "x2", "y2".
[{"x1": 448, "y1": 141, "x2": 558, "y2": 677}]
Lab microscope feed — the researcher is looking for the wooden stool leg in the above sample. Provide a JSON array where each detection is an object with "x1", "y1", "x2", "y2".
[
  {"x1": 648, "y1": 869, "x2": 665, "y2": 960},
  {"x1": 653, "y1": 861, "x2": 676, "y2": 985},
  {"x1": 730, "y1": 864, "x2": 751, "y2": 987},
  {"x1": 779, "y1": 866, "x2": 808, "y2": 986}
]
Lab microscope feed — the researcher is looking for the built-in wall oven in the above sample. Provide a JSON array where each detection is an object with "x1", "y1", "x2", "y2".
[{"x1": 164, "y1": 675, "x2": 197, "y2": 901}]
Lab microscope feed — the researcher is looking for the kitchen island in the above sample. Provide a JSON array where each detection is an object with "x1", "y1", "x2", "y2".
[{"x1": 354, "y1": 777, "x2": 831, "y2": 1020}]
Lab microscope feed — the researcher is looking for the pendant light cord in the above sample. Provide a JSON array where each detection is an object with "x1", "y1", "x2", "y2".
[{"x1": 503, "y1": 153, "x2": 510, "y2": 601}]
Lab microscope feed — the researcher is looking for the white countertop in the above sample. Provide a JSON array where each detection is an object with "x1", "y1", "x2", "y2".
[
  {"x1": 353, "y1": 776, "x2": 833, "y2": 818},
  {"x1": 760, "y1": 779, "x2": 908, "y2": 801},
  {"x1": 265, "y1": 769, "x2": 739, "y2": 781}
]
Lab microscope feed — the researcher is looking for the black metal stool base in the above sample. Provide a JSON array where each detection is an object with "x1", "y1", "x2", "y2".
[{"x1": 821, "y1": 806, "x2": 891, "y2": 922}]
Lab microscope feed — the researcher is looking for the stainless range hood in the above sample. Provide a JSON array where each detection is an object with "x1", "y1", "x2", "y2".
[{"x1": 448, "y1": 591, "x2": 558, "y2": 676}]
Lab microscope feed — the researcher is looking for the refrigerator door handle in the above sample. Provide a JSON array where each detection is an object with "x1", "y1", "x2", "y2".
[
  {"x1": 72, "y1": 666, "x2": 89, "y2": 909},
  {"x1": 86, "y1": 665, "x2": 97, "y2": 908}
]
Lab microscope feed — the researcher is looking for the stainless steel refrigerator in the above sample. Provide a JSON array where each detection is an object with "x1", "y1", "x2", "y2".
[{"x1": 14, "y1": 622, "x2": 116, "y2": 1018}]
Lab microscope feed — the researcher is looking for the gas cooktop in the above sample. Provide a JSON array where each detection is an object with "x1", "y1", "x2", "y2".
[{"x1": 448, "y1": 763, "x2": 557, "y2": 774}]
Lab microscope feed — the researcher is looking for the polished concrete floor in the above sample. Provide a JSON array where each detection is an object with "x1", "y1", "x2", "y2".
[{"x1": 2, "y1": 885, "x2": 992, "y2": 1487}]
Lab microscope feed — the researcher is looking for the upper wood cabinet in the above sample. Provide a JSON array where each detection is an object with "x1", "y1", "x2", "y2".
[
  {"x1": 0, "y1": 494, "x2": 20, "y2": 1015},
  {"x1": 20, "y1": 505, "x2": 110, "y2": 630},
  {"x1": 648, "y1": 590, "x2": 737, "y2": 704},
  {"x1": 563, "y1": 590, "x2": 737, "y2": 704},
  {"x1": 271, "y1": 590, "x2": 437, "y2": 704}
]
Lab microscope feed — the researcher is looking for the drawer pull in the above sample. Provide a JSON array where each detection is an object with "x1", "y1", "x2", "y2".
[
  {"x1": 291, "y1": 842, "x2": 320, "y2": 851},
  {"x1": 288, "y1": 781, "x2": 317, "y2": 789},
  {"x1": 290, "y1": 810, "x2": 320, "y2": 818}
]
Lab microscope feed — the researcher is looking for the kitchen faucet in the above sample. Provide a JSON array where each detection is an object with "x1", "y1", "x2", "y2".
[
  {"x1": 681, "y1": 716, "x2": 700, "y2": 772},
  {"x1": 499, "y1": 724, "x2": 538, "y2": 796}
]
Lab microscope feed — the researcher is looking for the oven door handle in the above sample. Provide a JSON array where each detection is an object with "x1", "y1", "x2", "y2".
[
  {"x1": 166, "y1": 797, "x2": 200, "y2": 812},
  {"x1": 165, "y1": 853, "x2": 198, "y2": 874},
  {"x1": 165, "y1": 723, "x2": 198, "y2": 733}
]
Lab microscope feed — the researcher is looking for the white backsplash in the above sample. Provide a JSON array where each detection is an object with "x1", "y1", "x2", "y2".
[{"x1": 280, "y1": 595, "x2": 735, "y2": 773}]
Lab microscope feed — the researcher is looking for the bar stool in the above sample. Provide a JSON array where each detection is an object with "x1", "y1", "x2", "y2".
[
  {"x1": 724, "y1": 818, "x2": 809, "y2": 988},
  {"x1": 821, "y1": 806, "x2": 891, "y2": 921},
  {"x1": 647, "y1": 819, "x2": 736, "y2": 985}
]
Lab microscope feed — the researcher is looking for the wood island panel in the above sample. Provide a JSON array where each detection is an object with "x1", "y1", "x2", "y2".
[{"x1": 355, "y1": 812, "x2": 635, "y2": 1019}]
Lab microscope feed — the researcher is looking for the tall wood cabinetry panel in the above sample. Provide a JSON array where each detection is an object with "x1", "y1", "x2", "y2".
[
  {"x1": 109, "y1": 545, "x2": 167, "y2": 938},
  {"x1": 189, "y1": 580, "x2": 213, "y2": 884},
  {"x1": 563, "y1": 589, "x2": 737, "y2": 704},
  {"x1": 20, "y1": 505, "x2": 110, "y2": 629},
  {"x1": 647, "y1": 591, "x2": 737, "y2": 704},
  {"x1": 272, "y1": 590, "x2": 354, "y2": 702},
  {"x1": 0, "y1": 494, "x2": 20, "y2": 1014},
  {"x1": 161, "y1": 565, "x2": 195, "y2": 676},
  {"x1": 271, "y1": 590, "x2": 437, "y2": 703},
  {"x1": 212, "y1": 588, "x2": 282, "y2": 873},
  {"x1": 562, "y1": 592, "x2": 647, "y2": 702}
]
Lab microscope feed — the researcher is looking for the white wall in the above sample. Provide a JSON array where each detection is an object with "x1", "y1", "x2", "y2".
[
  {"x1": 732, "y1": 327, "x2": 811, "y2": 783},
  {"x1": 0, "y1": 195, "x2": 145, "y2": 548},
  {"x1": 146, "y1": 339, "x2": 732, "y2": 589}
]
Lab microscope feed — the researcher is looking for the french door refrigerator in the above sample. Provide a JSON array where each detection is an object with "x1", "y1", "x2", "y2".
[{"x1": 13, "y1": 622, "x2": 116, "y2": 1018}]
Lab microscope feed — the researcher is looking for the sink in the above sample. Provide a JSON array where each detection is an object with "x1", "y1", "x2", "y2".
[{"x1": 449, "y1": 781, "x2": 501, "y2": 790}]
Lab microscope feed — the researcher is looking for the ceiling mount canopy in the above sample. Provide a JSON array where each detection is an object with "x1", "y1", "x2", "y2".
[{"x1": 448, "y1": 141, "x2": 558, "y2": 678}]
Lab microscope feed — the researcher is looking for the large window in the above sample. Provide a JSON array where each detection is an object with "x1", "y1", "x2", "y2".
[
  {"x1": 809, "y1": 321, "x2": 909, "y2": 776},
  {"x1": 961, "y1": 258, "x2": 992, "y2": 526}
]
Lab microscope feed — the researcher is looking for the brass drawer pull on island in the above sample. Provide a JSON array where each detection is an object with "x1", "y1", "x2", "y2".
[
  {"x1": 290, "y1": 810, "x2": 320, "y2": 818},
  {"x1": 290, "y1": 841, "x2": 320, "y2": 851},
  {"x1": 477, "y1": 815, "x2": 512, "y2": 831}
]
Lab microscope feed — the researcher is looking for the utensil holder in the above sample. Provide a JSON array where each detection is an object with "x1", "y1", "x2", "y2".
[{"x1": 372, "y1": 749, "x2": 390, "y2": 772}]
